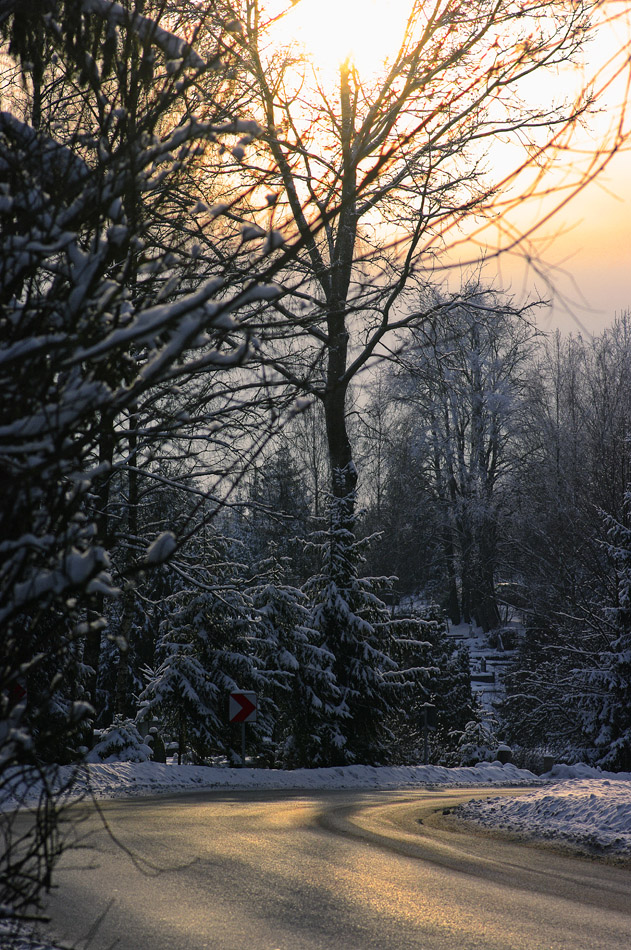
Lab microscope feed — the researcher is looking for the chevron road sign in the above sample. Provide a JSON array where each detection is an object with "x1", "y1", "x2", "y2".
[{"x1": 229, "y1": 690, "x2": 257, "y2": 723}]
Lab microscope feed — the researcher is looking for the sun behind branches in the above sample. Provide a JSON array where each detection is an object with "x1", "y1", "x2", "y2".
[{"x1": 276, "y1": 0, "x2": 412, "y2": 77}]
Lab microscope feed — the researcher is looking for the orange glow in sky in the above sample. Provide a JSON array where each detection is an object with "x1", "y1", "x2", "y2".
[
  {"x1": 270, "y1": 0, "x2": 631, "y2": 332},
  {"x1": 493, "y1": 6, "x2": 631, "y2": 332}
]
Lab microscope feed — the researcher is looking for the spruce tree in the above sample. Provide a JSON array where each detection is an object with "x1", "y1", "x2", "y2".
[
  {"x1": 585, "y1": 505, "x2": 631, "y2": 770},
  {"x1": 303, "y1": 484, "x2": 407, "y2": 765},
  {"x1": 137, "y1": 537, "x2": 262, "y2": 765},
  {"x1": 248, "y1": 558, "x2": 340, "y2": 767}
]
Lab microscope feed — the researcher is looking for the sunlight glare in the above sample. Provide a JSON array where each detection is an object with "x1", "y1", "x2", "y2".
[{"x1": 280, "y1": 0, "x2": 411, "y2": 77}]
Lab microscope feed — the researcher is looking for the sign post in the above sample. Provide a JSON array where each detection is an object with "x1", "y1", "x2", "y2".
[{"x1": 229, "y1": 691, "x2": 257, "y2": 766}]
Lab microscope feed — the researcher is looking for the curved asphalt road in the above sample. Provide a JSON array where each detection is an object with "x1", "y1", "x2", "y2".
[{"x1": 44, "y1": 787, "x2": 631, "y2": 950}]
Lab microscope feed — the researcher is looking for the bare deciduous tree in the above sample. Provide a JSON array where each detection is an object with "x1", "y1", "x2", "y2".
[{"x1": 227, "y1": 0, "x2": 609, "y2": 519}]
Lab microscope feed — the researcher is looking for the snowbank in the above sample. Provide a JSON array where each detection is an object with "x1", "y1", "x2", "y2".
[
  {"x1": 0, "y1": 759, "x2": 538, "y2": 812},
  {"x1": 64, "y1": 759, "x2": 537, "y2": 799},
  {"x1": 456, "y1": 770, "x2": 631, "y2": 858}
]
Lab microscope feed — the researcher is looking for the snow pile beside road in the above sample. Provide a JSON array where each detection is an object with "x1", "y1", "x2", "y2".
[
  {"x1": 455, "y1": 775, "x2": 631, "y2": 857},
  {"x1": 1, "y1": 760, "x2": 537, "y2": 812},
  {"x1": 50, "y1": 759, "x2": 538, "y2": 803},
  {"x1": 6, "y1": 759, "x2": 631, "y2": 860}
]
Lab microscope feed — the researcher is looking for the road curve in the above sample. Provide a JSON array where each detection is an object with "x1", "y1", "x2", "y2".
[{"x1": 44, "y1": 787, "x2": 631, "y2": 950}]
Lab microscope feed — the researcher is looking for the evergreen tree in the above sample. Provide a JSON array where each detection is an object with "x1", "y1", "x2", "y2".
[
  {"x1": 498, "y1": 615, "x2": 574, "y2": 754},
  {"x1": 584, "y1": 504, "x2": 631, "y2": 770},
  {"x1": 137, "y1": 537, "x2": 261, "y2": 764},
  {"x1": 388, "y1": 603, "x2": 476, "y2": 764},
  {"x1": 87, "y1": 717, "x2": 152, "y2": 764},
  {"x1": 243, "y1": 445, "x2": 317, "y2": 585},
  {"x1": 303, "y1": 484, "x2": 409, "y2": 765},
  {"x1": 248, "y1": 558, "x2": 340, "y2": 767},
  {"x1": 498, "y1": 502, "x2": 631, "y2": 768}
]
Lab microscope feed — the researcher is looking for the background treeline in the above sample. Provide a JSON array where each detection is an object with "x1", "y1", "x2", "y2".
[
  {"x1": 213, "y1": 304, "x2": 631, "y2": 772},
  {"x1": 357, "y1": 309, "x2": 631, "y2": 771},
  {"x1": 23, "y1": 298, "x2": 631, "y2": 775}
]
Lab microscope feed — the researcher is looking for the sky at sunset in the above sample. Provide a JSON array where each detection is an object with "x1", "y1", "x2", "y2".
[
  {"x1": 277, "y1": 0, "x2": 631, "y2": 337},
  {"x1": 537, "y1": 6, "x2": 631, "y2": 334},
  {"x1": 475, "y1": 4, "x2": 631, "y2": 335},
  {"x1": 488, "y1": 143, "x2": 631, "y2": 335},
  {"x1": 494, "y1": 114, "x2": 631, "y2": 336},
  {"x1": 448, "y1": 6, "x2": 631, "y2": 335}
]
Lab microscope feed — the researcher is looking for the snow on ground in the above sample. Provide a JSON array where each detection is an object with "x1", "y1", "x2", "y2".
[
  {"x1": 4, "y1": 760, "x2": 631, "y2": 949},
  {"x1": 5, "y1": 758, "x2": 631, "y2": 860},
  {"x1": 0, "y1": 924, "x2": 64, "y2": 950},
  {"x1": 1, "y1": 758, "x2": 538, "y2": 813},
  {"x1": 60, "y1": 758, "x2": 539, "y2": 799},
  {"x1": 455, "y1": 770, "x2": 631, "y2": 859}
]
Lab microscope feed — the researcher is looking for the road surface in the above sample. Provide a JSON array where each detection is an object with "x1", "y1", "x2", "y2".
[{"x1": 44, "y1": 787, "x2": 631, "y2": 949}]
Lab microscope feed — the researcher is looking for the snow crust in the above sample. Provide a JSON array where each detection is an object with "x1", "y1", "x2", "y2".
[
  {"x1": 64, "y1": 759, "x2": 539, "y2": 798},
  {"x1": 6, "y1": 759, "x2": 631, "y2": 860},
  {"x1": 456, "y1": 771, "x2": 631, "y2": 857}
]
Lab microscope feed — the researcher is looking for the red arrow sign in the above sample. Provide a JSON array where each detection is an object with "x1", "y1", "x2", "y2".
[{"x1": 229, "y1": 691, "x2": 257, "y2": 723}]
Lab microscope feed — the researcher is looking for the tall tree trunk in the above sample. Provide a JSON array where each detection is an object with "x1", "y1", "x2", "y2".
[
  {"x1": 323, "y1": 335, "x2": 356, "y2": 509},
  {"x1": 442, "y1": 529, "x2": 460, "y2": 625},
  {"x1": 472, "y1": 512, "x2": 500, "y2": 632},
  {"x1": 322, "y1": 61, "x2": 359, "y2": 528},
  {"x1": 84, "y1": 414, "x2": 115, "y2": 724},
  {"x1": 114, "y1": 409, "x2": 139, "y2": 717}
]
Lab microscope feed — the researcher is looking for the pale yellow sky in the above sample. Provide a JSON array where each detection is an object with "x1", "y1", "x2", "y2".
[
  {"x1": 495, "y1": 5, "x2": 631, "y2": 336},
  {"x1": 497, "y1": 148, "x2": 631, "y2": 335},
  {"x1": 272, "y1": 0, "x2": 631, "y2": 336}
]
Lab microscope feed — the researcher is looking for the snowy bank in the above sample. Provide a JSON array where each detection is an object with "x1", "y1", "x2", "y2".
[
  {"x1": 2, "y1": 759, "x2": 539, "y2": 810},
  {"x1": 71, "y1": 759, "x2": 540, "y2": 798},
  {"x1": 455, "y1": 771, "x2": 631, "y2": 859}
]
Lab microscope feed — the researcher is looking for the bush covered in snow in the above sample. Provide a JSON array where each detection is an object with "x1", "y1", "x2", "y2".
[
  {"x1": 86, "y1": 718, "x2": 153, "y2": 764},
  {"x1": 450, "y1": 717, "x2": 503, "y2": 766}
]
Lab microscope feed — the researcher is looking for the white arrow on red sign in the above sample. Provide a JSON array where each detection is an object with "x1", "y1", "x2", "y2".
[{"x1": 229, "y1": 690, "x2": 257, "y2": 723}]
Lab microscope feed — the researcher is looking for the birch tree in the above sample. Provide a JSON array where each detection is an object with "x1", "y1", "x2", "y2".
[{"x1": 388, "y1": 291, "x2": 539, "y2": 629}]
